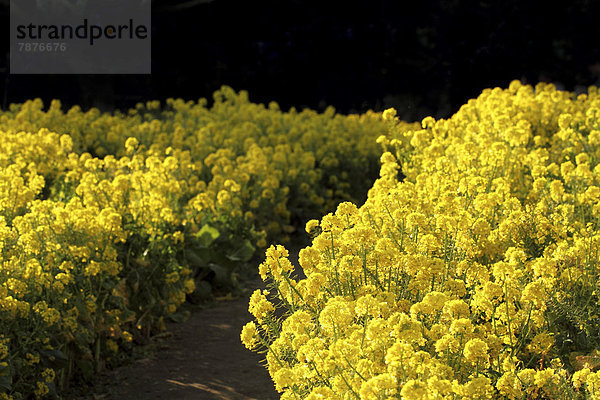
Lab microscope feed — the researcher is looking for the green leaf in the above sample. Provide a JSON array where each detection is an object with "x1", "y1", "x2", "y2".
[
  {"x1": 209, "y1": 248, "x2": 232, "y2": 267},
  {"x1": 195, "y1": 224, "x2": 220, "y2": 247},
  {"x1": 40, "y1": 349, "x2": 69, "y2": 370},
  {"x1": 195, "y1": 280, "x2": 212, "y2": 299},
  {"x1": 225, "y1": 239, "x2": 255, "y2": 262},
  {"x1": 47, "y1": 381, "x2": 58, "y2": 398},
  {"x1": 0, "y1": 376, "x2": 11, "y2": 393},
  {"x1": 76, "y1": 359, "x2": 94, "y2": 380},
  {"x1": 187, "y1": 279, "x2": 212, "y2": 304},
  {"x1": 186, "y1": 247, "x2": 210, "y2": 268},
  {"x1": 167, "y1": 310, "x2": 190, "y2": 323},
  {"x1": 208, "y1": 263, "x2": 229, "y2": 285},
  {"x1": 74, "y1": 295, "x2": 91, "y2": 322}
]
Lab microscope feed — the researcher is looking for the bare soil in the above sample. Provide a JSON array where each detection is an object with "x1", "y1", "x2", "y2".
[
  {"x1": 67, "y1": 240, "x2": 309, "y2": 400},
  {"x1": 65, "y1": 280, "x2": 277, "y2": 400},
  {"x1": 113, "y1": 291, "x2": 277, "y2": 400}
]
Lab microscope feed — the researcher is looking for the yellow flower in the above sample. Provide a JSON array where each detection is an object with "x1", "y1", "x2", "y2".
[
  {"x1": 122, "y1": 331, "x2": 133, "y2": 342},
  {"x1": 463, "y1": 338, "x2": 489, "y2": 365},
  {"x1": 248, "y1": 290, "x2": 274, "y2": 322},
  {"x1": 34, "y1": 382, "x2": 49, "y2": 397},
  {"x1": 42, "y1": 368, "x2": 55, "y2": 383},
  {"x1": 533, "y1": 368, "x2": 556, "y2": 388},
  {"x1": 382, "y1": 108, "x2": 397, "y2": 121},
  {"x1": 125, "y1": 136, "x2": 139, "y2": 154},
  {"x1": 305, "y1": 219, "x2": 320, "y2": 234},
  {"x1": 400, "y1": 379, "x2": 427, "y2": 400},
  {"x1": 273, "y1": 367, "x2": 294, "y2": 392},
  {"x1": 573, "y1": 368, "x2": 590, "y2": 389}
]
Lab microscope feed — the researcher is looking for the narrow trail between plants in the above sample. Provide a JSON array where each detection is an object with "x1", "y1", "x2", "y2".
[
  {"x1": 103, "y1": 286, "x2": 278, "y2": 400},
  {"x1": 70, "y1": 241, "x2": 308, "y2": 400}
]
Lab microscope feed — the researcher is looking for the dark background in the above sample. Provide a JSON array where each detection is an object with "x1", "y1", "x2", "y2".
[{"x1": 1, "y1": 0, "x2": 600, "y2": 121}]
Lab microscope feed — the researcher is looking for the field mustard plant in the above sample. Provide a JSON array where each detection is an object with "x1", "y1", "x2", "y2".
[
  {"x1": 243, "y1": 81, "x2": 600, "y2": 399},
  {"x1": 0, "y1": 87, "x2": 404, "y2": 399}
]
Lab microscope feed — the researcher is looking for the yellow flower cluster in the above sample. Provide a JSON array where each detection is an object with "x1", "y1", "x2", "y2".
[
  {"x1": 0, "y1": 128, "x2": 212, "y2": 398},
  {"x1": 1, "y1": 88, "x2": 417, "y2": 246},
  {"x1": 0, "y1": 88, "x2": 413, "y2": 399},
  {"x1": 244, "y1": 81, "x2": 600, "y2": 399},
  {"x1": 0, "y1": 151, "x2": 130, "y2": 397}
]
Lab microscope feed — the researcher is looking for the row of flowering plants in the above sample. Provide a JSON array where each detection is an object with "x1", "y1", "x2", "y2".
[
  {"x1": 0, "y1": 130, "x2": 198, "y2": 399},
  {"x1": 0, "y1": 90, "x2": 415, "y2": 399},
  {"x1": 0, "y1": 87, "x2": 417, "y2": 243},
  {"x1": 242, "y1": 81, "x2": 600, "y2": 399}
]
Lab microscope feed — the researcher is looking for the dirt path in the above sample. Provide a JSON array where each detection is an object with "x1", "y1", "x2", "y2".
[
  {"x1": 68, "y1": 240, "x2": 308, "y2": 400},
  {"x1": 106, "y1": 288, "x2": 278, "y2": 400},
  {"x1": 67, "y1": 280, "x2": 278, "y2": 400}
]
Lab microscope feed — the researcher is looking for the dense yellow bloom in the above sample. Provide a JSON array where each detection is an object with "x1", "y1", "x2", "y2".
[
  {"x1": 0, "y1": 87, "x2": 413, "y2": 398},
  {"x1": 248, "y1": 289, "x2": 275, "y2": 323},
  {"x1": 240, "y1": 321, "x2": 260, "y2": 350},
  {"x1": 244, "y1": 81, "x2": 600, "y2": 399},
  {"x1": 463, "y1": 338, "x2": 489, "y2": 365}
]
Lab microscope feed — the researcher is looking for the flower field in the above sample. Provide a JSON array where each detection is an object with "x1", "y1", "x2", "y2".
[
  {"x1": 242, "y1": 81, "x2": 600, "y2": 399},
  {"x1": 0, "y1": 87, "x2": 417, "y2": 399}
]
